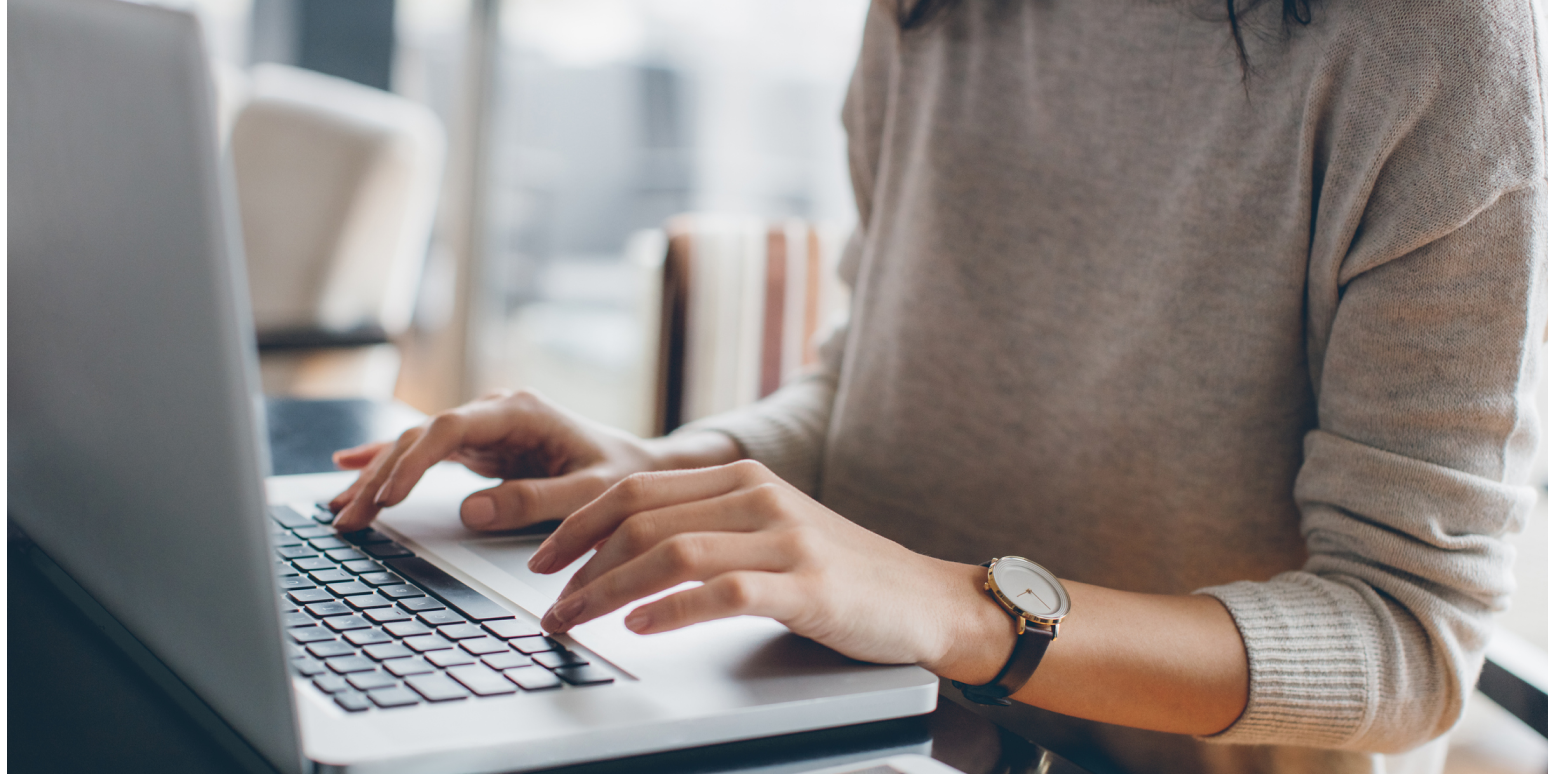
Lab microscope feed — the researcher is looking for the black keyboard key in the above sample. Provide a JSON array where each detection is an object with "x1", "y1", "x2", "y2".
[
  {"x1": 534, "y1": 650, "x2": 589, "y2": 669},
  {"x1": 503, "y1": 666, "x2": 561, "y2": 691},
  {"x1": 368, "y1": 686, "x2": 422, "y2": 708},
  {"x1": 275, "y1": 565, "x2": 300, "y2": 577},
  {"x1": 460, "y1": 637, "x2": 511, "y2": 656},
  {"x1": 292, "y1": 526, "x2": 332, "y2": 540},
  {"x1": 305, "y1": 601, "x2": 353, "y2": 618},
  {"x1": 325, "y1": 655, "x2": 378, "y2": 674},
  {"x1": 365, "y1": 542, "x2": 414, "y2": 559},
  {"x1": 345, "y1": 561, "x2": 386, "y2": 576},
  {"x1": 426, "y1": 649, "x2": 476, "y2": 668},
  {"x1": 347, "y1": 671, "x2": 397, "y2": 692},
  {"x1": 292, "y1": 557, "x2": 337, "y2": 572},
  {"x1": 378, "y1": 584, "x2": 423, "y2": 599},
  {"x1": 386, "y1": 557, "x2": 516, "y2": 622},
  {"x1": 438, "y1": 623, "x2": 486, "y2": 640},
  {"x1": 313, "y1": 674, "x2": 350, "y2": 693},
  {"x1": 384, "y1": 657, "x2": 435, "y2": 677},
  {"x1": 405, "y1": 674, "x2": 469, "y2": 702},
  {"x1": 448, "y1": 664, "x2": 517, "y2": 696},
  {"x1": 341, "y1": 527, "x2": 391, "y2": 544},
  {"x1": 279, "y1": 576, "x2": 317, "y2": 591},
  {"x1": 402, "y1": 634, "x2": 453, "y2": 652},
  {"x1": 385, "y1": 621, "x2": 432, "y2": 638},
  {"x1": 288, "y1": 589, "x2": 334, "y2": 605},
  {"x1": 367, "y1": 608, "x2": 412, "y2": 624},
  {"x1": 334, "y1": 691, "x2": 372, "y2": 712},
  {"x1": 344, "y1": 628, "x2": 394, "y2": 646},
  {"x1": 311, "y1": 504, "x2": 336, "y2": 524},
  {"x1": 281, "y1": 612, "x2": 314, "y2": 627},
  {"x1": 417, "y1": 610, "x2": 467, "y2": 627},
  {"x1": 324, "y1": 615, "x2": 372, "y2": 632},
  {"x1": 482, "y1": 651, "x2": 532, "y2": 670},
  {"x1": 292, "y1": 656, "x2": 326, "y2": 676},
  {"x1": 289, "y1": 626, "x2": 335, "y2": 644},
  {"x1": 345, "y1": 594, "x2": 393, "y2": 610},
  {"x1": 364, "y1": 643, "x2": 413, "y2": 661},
  {"x1": 359, "y1": 571, "x2": 401, "y2": 586},
  {"x1": 553, "y1": 665, "x2": 614, "y2": 686},
  {"x1": 307, "y1": 641, "x2": 356, "y2": 659},
  {"x1": 510, "y1": 636, "x2": 559, "y2": 654},
  {"x1": 271, "y1": 532, "x2": 303, "y2": 547},
  {"x1": 309, "y1": 569, "x2": 353, "y2": 584},
  {"x1": 483, "y1": 619, "x2": 542, "y2": 640},
  {"x1": 270, "y1": 505, "x2": 313, "y2": 528},
  {"x1": 327, "y1": 582, "x2": 373, "y2": 597},
  {"x1": 400, "y1": 597, "x2": 445, "y2": 613},
  {"x1": 326, "y1": 548, "x2": 367, "y2": 562},
  {"x1": 310, "y1": 537, "x2": 349, "y2": 551},
  {"x1": 276, "y1": 545, "x2": 319, "y2": 560}
]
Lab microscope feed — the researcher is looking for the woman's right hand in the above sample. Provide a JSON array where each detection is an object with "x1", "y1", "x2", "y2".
[{"x1": 327, "y1": 390, "x2": 740, "y2": 533}]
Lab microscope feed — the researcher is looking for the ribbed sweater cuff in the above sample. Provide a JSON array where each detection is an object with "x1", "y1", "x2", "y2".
[
  {"x1": 674, "y1": 409, "x2": 824, "y2": 495},
  {"x1": 1196, "y1": 573, "x2": 1382, "y2": 748}
]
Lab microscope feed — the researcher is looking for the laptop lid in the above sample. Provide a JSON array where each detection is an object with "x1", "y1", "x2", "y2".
[{"x1": 8, "y1": 1, "x2": 302, "y2": 771}]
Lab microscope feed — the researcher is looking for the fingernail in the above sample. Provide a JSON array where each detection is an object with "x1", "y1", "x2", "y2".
[
  {"x1": 544, "y1": 595, "x2": 583, "y2": 630},
  {"x1": 625, "y1": 609, "x2": 651, "y2": 633},
  {"x1": 528, "y1": 546, "x2": 554, "y2": 573},
  {"x1": 373, "y1": 484, "x2": 391, "y2": 507},
  {"x1": 463, "y1": 496, "x2": 496, "y2": 529}
]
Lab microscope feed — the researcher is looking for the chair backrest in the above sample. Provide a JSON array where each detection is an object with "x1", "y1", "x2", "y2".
[{"x1": 231, "y1": 63, "x2": 444, "y2": 339}]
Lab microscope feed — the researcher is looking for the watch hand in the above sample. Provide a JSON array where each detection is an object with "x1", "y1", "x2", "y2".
[{"x1": 1016, "y1": 587, "x2": 1051, "y2": 608}]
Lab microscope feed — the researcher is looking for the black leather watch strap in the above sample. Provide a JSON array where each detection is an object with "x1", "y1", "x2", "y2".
[
  {"x1": 953, "y1": 559, "x2": 1057, "y2": 706},
  {"x1": 952, "y1": 623, "x2": 1054, "y2": 706}
]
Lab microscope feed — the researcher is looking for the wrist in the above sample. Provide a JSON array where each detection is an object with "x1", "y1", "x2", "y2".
[
  {"x1": 641, "y1": 431, "x2": 744, "y2": 472},
  {"x1": 920, "y1": 560, "x2": 1020, "y2": 685}
]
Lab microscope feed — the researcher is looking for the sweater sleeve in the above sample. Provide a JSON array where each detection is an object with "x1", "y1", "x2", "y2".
[{"x1": 1198, "y1": 1, "x2": 1548, "y2": 750}]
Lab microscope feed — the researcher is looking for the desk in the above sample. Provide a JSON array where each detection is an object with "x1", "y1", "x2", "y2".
[{"x1": 9, "y1": 398, "x2": 1093, "y2": 774}]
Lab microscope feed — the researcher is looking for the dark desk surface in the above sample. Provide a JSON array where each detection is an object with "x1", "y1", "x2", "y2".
[{"x1": 10, "y1": 398, "x2": 1095, "y2": 774}]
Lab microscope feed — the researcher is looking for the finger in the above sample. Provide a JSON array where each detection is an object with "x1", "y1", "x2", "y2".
[
  {"x1": 541, "y1": 533, "x2": 794, "y2": 632},
  {"x1": 529, "y1": 460, "x2": 770, "y2": 574},
  {"x1": 372, "y1": 412, "x2": 476, "y2": 509},
  {"x1": 328, "y1": 432, "x2": 411, "y2": 516},
  {"x1": 332, "y1": 430, "x2": 422, "y2": 531},
  {"x1": 460, "y1": 472, "x2": 610, "y2": 532},
  {"x1": 332, "y1": 441, "x2": 391, "y2": 470},
  {"x1": 555, "y1": 491, "x2": 770, "y2": 597},
  {"x1": 624, "y1": 571, "x2": 794, "y2": 635}
]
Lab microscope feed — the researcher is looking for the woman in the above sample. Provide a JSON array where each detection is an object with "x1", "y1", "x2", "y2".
[{"x1": 330, "y1": 1, "x2": 1545, "y2": 771}]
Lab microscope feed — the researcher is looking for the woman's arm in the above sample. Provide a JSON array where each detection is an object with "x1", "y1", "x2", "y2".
[{"x1": 528, "y1": 459, "x2": 1250, "y2": 737}]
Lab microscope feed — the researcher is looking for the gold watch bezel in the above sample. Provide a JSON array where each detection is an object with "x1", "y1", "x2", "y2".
[{"x1": 984, "y1": 556, "x2": 1070, "y2": 635}]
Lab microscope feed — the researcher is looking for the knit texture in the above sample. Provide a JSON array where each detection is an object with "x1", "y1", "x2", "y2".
[{"x1": 688, "y1": 0, "x2": 1547, "y2": 771}]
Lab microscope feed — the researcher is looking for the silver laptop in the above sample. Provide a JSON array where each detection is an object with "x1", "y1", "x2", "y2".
[{"x1": 6, "y1": 2, "x2": 938, "y2": 772}]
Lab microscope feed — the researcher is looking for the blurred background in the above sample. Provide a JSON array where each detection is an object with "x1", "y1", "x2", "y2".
[{"x1": 181, "y1": 0, "x2": 866, "y2": 435}]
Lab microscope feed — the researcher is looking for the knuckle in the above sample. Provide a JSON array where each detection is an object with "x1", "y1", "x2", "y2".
[
  {"x1": 727, "y1": 458, "x2": 767, "y2": 480},
  {"x1": 782, "y1": 527, "x2": 822, "y2": 561},
  {"x1": 613, "y1": 473, "x2": 652, "y2": 507},
  {"x1": 426, "y1": 412, "x2": 462, "y2": 436},
  {"x1": 717, "y1": 573, "x2": 757, "y2": 611},
  {"x1": 614, "y1": 515, "x2": 655, "y2": 554},
  {"x1": 660, "y1": 534, "x2": 703, "y2": 574},
  {"x1": 745, "y1": 482, "x2": 785, "y2": 513}
]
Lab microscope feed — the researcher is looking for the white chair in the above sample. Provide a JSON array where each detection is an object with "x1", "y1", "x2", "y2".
[{"x1": 229, "y1": 63, "x2": 445, "y2": 399}]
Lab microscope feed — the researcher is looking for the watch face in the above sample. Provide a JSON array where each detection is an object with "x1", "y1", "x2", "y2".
[{"x1": 990, "y1": 557, "x2": 1069, "y2": 621}]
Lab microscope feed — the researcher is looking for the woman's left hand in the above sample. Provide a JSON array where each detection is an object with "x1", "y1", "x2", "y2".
[{"x1": 527, "y1": 459, "x2": 1012, "y2": 678}]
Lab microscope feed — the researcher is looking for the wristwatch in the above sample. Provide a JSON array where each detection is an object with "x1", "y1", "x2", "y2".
[{"x1": 952, "y1": 556, "x2": 1070, "y2": 706}]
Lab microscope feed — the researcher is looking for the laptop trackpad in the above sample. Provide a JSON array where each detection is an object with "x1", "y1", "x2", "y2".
[{"x1": 463, "y1": 536, "x2": 571, "y2": 599}]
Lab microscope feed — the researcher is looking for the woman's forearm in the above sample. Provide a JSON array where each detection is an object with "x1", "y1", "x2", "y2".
[{"x1": 929, "y1": 562, "x2": 1250, "y2": 736}]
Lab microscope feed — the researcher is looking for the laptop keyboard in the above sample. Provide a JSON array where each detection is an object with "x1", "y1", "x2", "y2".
[{"x1": 270, "y1": 504, "x2": 614, "y2": 713}]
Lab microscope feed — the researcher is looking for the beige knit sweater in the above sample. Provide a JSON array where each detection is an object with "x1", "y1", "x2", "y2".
[{"x1": 686, "y1": 0, "x2": 1548, "y2": 772}]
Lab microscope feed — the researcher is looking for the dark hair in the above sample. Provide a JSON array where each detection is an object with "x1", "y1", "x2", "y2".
[{"x1": 900, "y1": 0, "x2": 1315, "y2": 78}]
